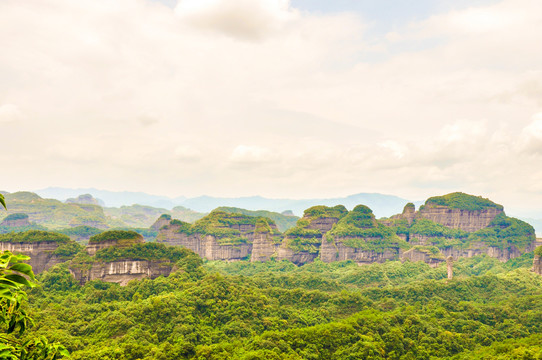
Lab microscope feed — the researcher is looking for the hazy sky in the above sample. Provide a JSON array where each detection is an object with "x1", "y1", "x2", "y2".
[{"x1": 1, "y1": 0, "x2": 542, "y2": 215}]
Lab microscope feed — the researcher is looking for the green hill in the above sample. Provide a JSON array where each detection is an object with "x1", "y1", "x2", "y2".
[{"x1": 215, "y1": 206, "x2": 299, "y2": 232}]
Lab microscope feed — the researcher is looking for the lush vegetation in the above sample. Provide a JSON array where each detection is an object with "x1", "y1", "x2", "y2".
[
  {"x1": 328, "y1": 206, "x2": 400, "y2": 249},
  {"x1": 216, "y1": 206, "x2": 298, "y2": 232},
  {"x1": 92, "y1": 242, "x2": 199, "y2": 263},
  {"x1": 18, "y1": 253, "x2": 542, "y2": 360},
  {"x1": 0, "y1": 251, "x2": 68, "y2": 358},
  {"x1": 422, "y1": 192, "x2": 504, "y2": 212},
  {"x1": 2, "y1": 212, "x2": 29, "y2": 221},
  {"x1": 58, "y1": 225, "x2": 103, "y2": 240},
  {"x1": 467, "y1": 213, "x2": 536, "y2": 250},
  {"x1": 174, "y1": 211, "x2": 280, "y2": 245},
  {"x1": 0, "y1": 230, "x2": 71, "y2": 243},
  {"x1": 88, "y1": 230, "x2": 143, "y2": 244},
  {"x1": 535, "y1": 246, "x2": 542, "y2": 256},
  {"x1": 303, "y1": 205, "x2": 348, "y2": 220}
]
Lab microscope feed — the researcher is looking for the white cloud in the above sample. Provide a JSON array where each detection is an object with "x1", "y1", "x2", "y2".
[
  {"x1": 1, "y1": 0, "x2": 542, "y2": 212},
  {"x1": 0, "y1": 104, "x2": 22, "y2": 123},
  {"x1": 174, "y1": 145, "x2": 201, "y2": 161},
  {"x1": 175, "y1": 0, "x2": 295, "y2": 40},
  {"x1": 229, "y1": 145, "x2": 275, "y2": 165}
]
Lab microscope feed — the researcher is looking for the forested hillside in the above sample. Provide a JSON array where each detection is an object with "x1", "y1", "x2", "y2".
[{"x1": 23, "y1": 252, "x2": 542, "y2": 359}]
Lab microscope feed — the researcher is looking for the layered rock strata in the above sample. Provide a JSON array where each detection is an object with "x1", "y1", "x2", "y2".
[
  {"x1": 0, "y1": 241, "x2": 65, "y2": 273},
  {"x1": 278, "y1": 205, "x2": 347, "y2": 265},
  {"x1": 157, "y1": 212, "x2": 281, "y2": 261},
  {"x1": 70, "y1": 260, "x2": 174, "y2": 286},
  {"x1": 401, "y1": 248, "x2": 444, "y2": 268},
  {"x1": 418, "y1": 206, "x2": 502, "y2": 233}
]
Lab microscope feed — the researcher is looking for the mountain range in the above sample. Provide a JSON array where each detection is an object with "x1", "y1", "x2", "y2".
[{"x1": 35, "y1": 187, "x2": 416, "y2": 218}]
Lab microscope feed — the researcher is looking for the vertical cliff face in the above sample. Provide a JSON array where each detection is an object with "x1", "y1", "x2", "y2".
[
  {"x1": 401, "y1": 247, "x2": 444, "y2": 268},
  {"x1": 278, "y1": 205, "x2": 347, "y2": 265},
  {"x1": 418, "y1": 206, "x2": 502, "y2": 232},
  {"x1": 0, "y1": 241, "x2": 64, "y2": 273},
  {"x1": 418, "y1": 192, "x2": 504, "y2": 232},
  {"x1": 156, "y1": 212, "x2": 281, "y2": 261},
  {"x1": 0, "y1": 230, "x2": 81, "y2": 273},
  {"x1": 533, "y1": 247, "x2": 542, "y2": 275},
  {"x1": 70, "y1": 260, "x2": 174, "y2": 286},
  {"x1": 321, "y1": 205, "x2": 404, "y2": 264}
]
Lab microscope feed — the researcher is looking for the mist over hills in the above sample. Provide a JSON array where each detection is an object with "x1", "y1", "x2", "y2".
[{"x1": 35, "y1": 187, "x2": 415, "y2": 218}]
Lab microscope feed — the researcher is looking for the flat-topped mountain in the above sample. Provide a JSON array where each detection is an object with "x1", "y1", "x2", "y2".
[
  {"x1": 0, "y1": 230, "x2": 81, "y2": 273},
  {"x1": 156, "y1": 192, "x2": 536, "y2": 266},
  {"x1": 157, "y1": 210, "x2": 282, "y2": 261}
]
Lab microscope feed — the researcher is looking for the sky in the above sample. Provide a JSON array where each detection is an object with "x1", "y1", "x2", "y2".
[{"x1": 1, "y1": 0, "x2": 542, "y2": 216}]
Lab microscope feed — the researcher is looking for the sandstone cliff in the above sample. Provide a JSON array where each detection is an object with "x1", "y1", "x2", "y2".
[
  {"x1": 151, "y1": 214, "x2": 172, "y2": 231},
  {"x1": 278, "y1": 205, "x2": 347, "y2": 265},
  {"x1": 401, "y1": 247, "x2": 445, "y2": 268},
  {"x1": 70, "y1": 259, "x2": 174, "y2": 286},
  {"x1": 533, "y1": 246, "x2": 542, "y2": 275},
  {"x1": 156, "y1": 211, "x2": 281, "y2": 261},
  {"x1": 0, "y1": 230, "x2": 80, "y2": 273},
  {"x1": 418, "y1": 206, "x2": 502, "y2": 233},
  {"x1": 321, "y1": 205, "x2": 404, "y2": 264},
  {"x1": 0, "y1": 241, "x2": 65, "y2": 273}
]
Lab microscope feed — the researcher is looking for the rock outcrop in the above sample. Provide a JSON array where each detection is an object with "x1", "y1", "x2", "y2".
[
  {"x1": 70, "y1": 259, "x2": 174, "y2": 286},
  {"x1": 0, "y1": 230, "x2": 79, "y2": 273},
  {"x1": 151, "y1": 214, "x2": 172, "y2": 231},
  {"x1": 0, "y1": 241, "x2": 65, "y2": 273},
  {"x1": 533, "y1": 247, "x2": 542, "y2": 275},
  {"x1": 157, "y1": 211, "x2": 281, "y2": 261},
  {"x1": 278, "y1": 205, "x2": 347, "y2": 265},
  {"x1": 401, "y1": 247, "x2": 445, "y2": 268},
  {"x1": 418, "y1": 206, "x2": 502, "y2": 233},
  {"x1": 321, "y1": 205, "x2": 404, "y2": 264}
]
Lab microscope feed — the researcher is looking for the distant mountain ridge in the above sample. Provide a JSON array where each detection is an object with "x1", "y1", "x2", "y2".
[{"x1": 35, "y1": 187, "x2": 414, "y2": 218}]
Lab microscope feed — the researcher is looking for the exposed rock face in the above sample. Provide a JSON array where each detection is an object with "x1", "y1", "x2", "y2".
[
  {"x1": 277, "y1": 246, "x2": 319, "y2": 265},
  {"x1": 151, "y1": 215, "x2": 172, "y2": 231},
  {"x1": 277, "y1": 205, "x2": 347, "y2": 265},
  {"x1": 70, "y1": 260, "x2": 174, "y2": 286},
  {"x1": 533, "y1": 254, "x2": 541, "y2": 275},
  {"x1": 401, "y1": 248, "x2": 444, "y2": 268},
  {"x1": 440, "y1": 243, "x2": 533, "y2": 262},
  {"x1": 157, "y1": 217, "x2": 281, "y2": 261},
  {"x1": 447, "y1": 256, "x2": 454, "y2": 279},
  {"x1": 418, "y1": 205, "x2": 502, "y2": 232},
  {"x1": 321, "y1": 235, "x2": 400, "y2": 264},
  {"x1": 0, "y1": 242, "x2": 64, "y2": 273},
  {"x1": 251, "y1": 233, "x2": 279, "y2": 262},
  {"x1": 0, "y1": 213, "x2": 31, "y2": 227},
  {"x1": 382, "y1": 203, "x2": 416, "y2": 227}
]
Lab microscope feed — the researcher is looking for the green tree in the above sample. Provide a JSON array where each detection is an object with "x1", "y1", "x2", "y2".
[{"x1": 0, "y1": 251, "x2": 69, "y2": 359}]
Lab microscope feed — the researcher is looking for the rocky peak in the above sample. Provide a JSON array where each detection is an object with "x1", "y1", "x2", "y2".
[
  {"x1": 419, "y1": 192, "x2": 504, "y2": 232},
  {"x1": 151, "y1": 214, "x2": 172, "y2": 231}
]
